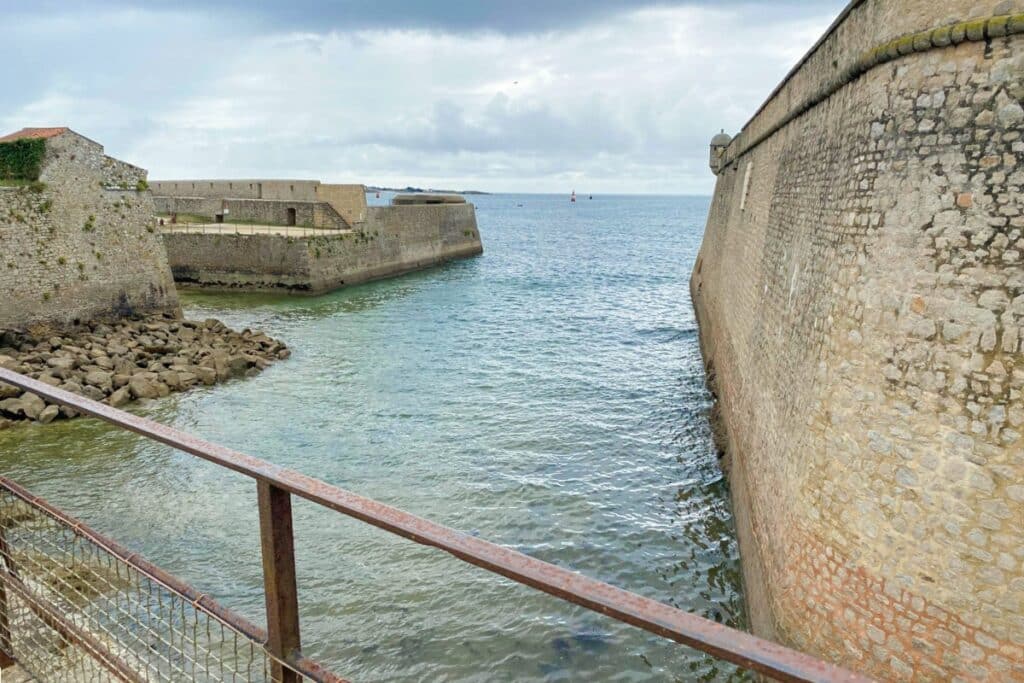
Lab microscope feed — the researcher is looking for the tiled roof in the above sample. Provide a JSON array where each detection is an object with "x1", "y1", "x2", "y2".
[{"x1": 0, "y1": 127, "x2": 70, "y2": 143}]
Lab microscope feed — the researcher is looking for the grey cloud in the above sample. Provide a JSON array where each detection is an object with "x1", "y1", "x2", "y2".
[{"x1": 20, "y1": 0, "x2": 843, "y2": 34}]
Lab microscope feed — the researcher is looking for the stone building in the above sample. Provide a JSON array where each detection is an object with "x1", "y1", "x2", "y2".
[
  {"x1": 0, "y1": 128, "x2": 178, "y2": 330},
  {"x1": 150, "y1": 179, "x2": 368, "y2": 229}
]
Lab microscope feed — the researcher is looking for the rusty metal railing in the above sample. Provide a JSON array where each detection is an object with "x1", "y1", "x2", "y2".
[
  {"x1": 0, "y1": 367, "x2": 872, "y2": 682},
  {"x1": 0, "y1": 477, "x2": 335, "y2": 683}
]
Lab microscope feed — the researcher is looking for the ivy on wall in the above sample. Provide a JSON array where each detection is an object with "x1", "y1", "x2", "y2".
[{"x1": 0, "y1": 139, "x2": 46, "y2": 181}]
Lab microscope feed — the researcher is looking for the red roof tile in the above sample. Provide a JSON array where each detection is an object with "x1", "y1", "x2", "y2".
[{"x1": 0, "y1": 127, "x2": 70, "y2": 143}]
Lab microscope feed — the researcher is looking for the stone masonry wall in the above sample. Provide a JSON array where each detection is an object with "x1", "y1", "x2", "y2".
[
  {"x1": 693, "y1": 2, "x2": 1024, "y2": 681},
  {"x1": 0, "y1": 132, "x2": 178, "y2": 330},
  {"x1": 152, "y1": 196, "x2": 347, "y2": 229},
  {"x1": 150, "y1": 181, "x2": 367, "y2": 226},
  {"x1": 149, "y1": 180, "x2": 319, "y2": 201},
  {"x1": 162, "y1": 203, "x2": 481, "y2": 294}
]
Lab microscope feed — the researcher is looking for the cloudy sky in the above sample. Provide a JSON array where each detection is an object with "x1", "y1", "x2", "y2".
[{"x1": 4, "y1": 1, "x2": 846, "y2": 194}]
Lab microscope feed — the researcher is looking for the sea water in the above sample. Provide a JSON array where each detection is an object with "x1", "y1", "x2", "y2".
[{"x1": 0, "y1": 193, "x2": 747, "y2": 681}]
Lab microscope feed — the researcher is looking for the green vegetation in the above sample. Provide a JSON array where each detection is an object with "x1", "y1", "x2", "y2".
[
  {"x1": 136, "y1": 179, "x2": 149, "y2": 192},
  {"x1": 82, "y1": 215, "x2": 96, "y2": 232},
  {"x1": 0, "y1": 139, "x2": 46, "y2": 182}
]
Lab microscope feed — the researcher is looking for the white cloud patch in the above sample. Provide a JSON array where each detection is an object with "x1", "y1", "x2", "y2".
[{"x1": 2, "y1": 4, "x2": 839, "y2": 193}]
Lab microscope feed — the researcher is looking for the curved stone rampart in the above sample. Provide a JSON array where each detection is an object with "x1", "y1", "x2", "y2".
[{"x1": 693, "y1": 1, "x2": 1024, "y2": 680}]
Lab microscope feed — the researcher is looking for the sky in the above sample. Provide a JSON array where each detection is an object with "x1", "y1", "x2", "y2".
[{"x1": 3, "y1": 1, "x2": 848, "y2": 194}]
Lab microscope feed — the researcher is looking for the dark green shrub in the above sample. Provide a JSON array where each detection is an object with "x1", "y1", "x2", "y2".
[{"x1": 0, "y1": 139, "x2": 46, "y2": 181}]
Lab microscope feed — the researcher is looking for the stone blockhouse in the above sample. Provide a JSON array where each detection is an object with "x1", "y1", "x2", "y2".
[
  {"x1": 693, "y1": 2, "x2": 1024, "y2": 681},
  {"x1": 0, "y1": 128, "x2": 178, "y2": 330},
  {"x1": 150, "y1": 179, "x2": 368, "y2": 229}
]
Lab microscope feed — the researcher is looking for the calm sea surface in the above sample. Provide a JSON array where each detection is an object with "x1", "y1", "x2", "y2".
[{"x1": 0, "y1": 193, "x2": 747, "y2": 681}]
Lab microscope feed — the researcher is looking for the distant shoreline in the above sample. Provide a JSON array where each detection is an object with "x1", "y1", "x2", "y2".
[{"x1": 366, "y1": 186, "x2": 490, "y2": 195}]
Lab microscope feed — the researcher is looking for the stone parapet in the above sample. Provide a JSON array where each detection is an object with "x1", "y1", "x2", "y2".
[{"x1": 162, "y1": 203, "x2": 482, "y2": 294}]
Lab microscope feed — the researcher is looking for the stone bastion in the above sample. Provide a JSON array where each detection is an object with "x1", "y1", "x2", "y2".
[{"x1": 692, "y1": 1, "x2": 1024, "y2": 680}]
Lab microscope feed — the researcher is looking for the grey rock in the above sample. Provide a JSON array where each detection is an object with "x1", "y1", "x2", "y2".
[
  {"x1": 19, "y1": 392, "x2": 45, "y2": 420},
  {"x1": 192, "y1": 366, "x2": 216, "y2": 385},
  {"x1": 37, "y1": 404, "x2": 59, "y2": 424},
  {"x1": 108, "y1": 386, "x2": 132, "y2": 408},
  {"x1": 128, "y1": 377, "x2": 160, "y2": 400},
  {"x1": 85, "y1": 370, "x2": 113, "y2": 391},
  {"x1": 0, "y1": 399, "x2": 25, "y2": 418}
]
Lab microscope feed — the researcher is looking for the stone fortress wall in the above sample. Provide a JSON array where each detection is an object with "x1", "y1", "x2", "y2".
[
  {"x1": 162, "y1": 203, "x2": 481, "y2": 294},
  {"x1": 692, "y1": 1, "x2": 1024, "y2": 680},
  {"x1": 0, "y1": 130, "x2": 178, "y2": 330},
  {"x1": 150, "y1": 179, "x2": 367, "y2": 228}
]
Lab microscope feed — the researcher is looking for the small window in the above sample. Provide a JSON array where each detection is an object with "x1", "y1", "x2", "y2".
[
  {"x1": 290, "y1": 185, "x2": 295, "y2": 192},
  {"x1": 229, "y1": 183, "x2": 233, "y2": 190}
]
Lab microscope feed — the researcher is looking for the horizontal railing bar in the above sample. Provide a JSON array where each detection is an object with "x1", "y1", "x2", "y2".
[
  {"x1": 0, "y1": 475, "x2": 347, "y2": 683},
  {"x1": 0, "y1": 368, "x2": 872, "y2": 682}
]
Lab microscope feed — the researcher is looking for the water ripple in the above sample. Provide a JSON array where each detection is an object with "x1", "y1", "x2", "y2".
[{"x1": 0, "y1": 194, "x2": 748, "y2": 681}]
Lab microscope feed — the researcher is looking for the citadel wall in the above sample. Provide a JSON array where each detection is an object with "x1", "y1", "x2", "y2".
[
  {"x1": 150, "y1": 180, "x2": 368, "y2": 228},
  {"x1": 0, "y1": 131, "x2": 178, "y2": 330},
  {"x1": 693, "y1": 2, "x2": 1024, "y2": 680},
  {"x1": 162, "y1": 203, "x2": 481, "y2": 294}
]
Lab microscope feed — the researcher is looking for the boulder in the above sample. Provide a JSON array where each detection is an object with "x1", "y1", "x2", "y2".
[
  {"x1": 84, "y1": 370, "x2": 113, "y2": 391},
  {"x1": 19, "y1": 392, "x2": 45, "y2": 420},
  {"x1": 82, "y1": 385, "x2": 106, "y2": 402},
  {"x1": 0, "y1": 383, "x2": 20, "y2": 400},
  {"x1": 0, "y1": 399, "x2": 24, "y2": 418},
  {"x1": 114, "y1": 358, "x2": 136, "y2": 375},
  {"x1": 228, "y1": 355, "x2": 250, "y2": 376},
  {"x1": 193, "y1": 366, "x2": 217, "y2": 386},
  {"x1": 46, "y1": 356, "x2": 76, "y2": 371},
  {"x1": 129, "y1": 377, "x2": 160, "y2": 400},
  {"x1": 37, "y1": 405, "x2": 59, "y2": 424},
  {"x1": 61, "y1": 381, "x2": 84, "y2": 394},
  {"x1": 159, "y1": 371, "x2": 181, "y2": 390},
  {"x1": 108, "y1": 386, "x2": 132, "y2": 408}
]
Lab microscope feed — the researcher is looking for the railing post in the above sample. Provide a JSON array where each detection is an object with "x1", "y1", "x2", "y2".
[
  {"x1": 257, "y1": 481, "x2": 301, "y2": 683},
  {"x1": 0, "y1": 523, "x2": 16, "y2": 668}
]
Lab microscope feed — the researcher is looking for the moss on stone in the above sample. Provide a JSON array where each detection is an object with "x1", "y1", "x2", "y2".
[
  {"x1": 950, "y1": 23, "x2": 967, "y2": 44},
  {"x1": 884, "y1": 40, "x2": 901, "y2": 61},
  {"x1": 930, "y1": 26, "x2": 953, "y2": 48},
  {"x1": 896, "y1": 36, "x2": 916, "y2": 56},
  {"x1": 988, "y1": 16, "x2": 1009, "y2": 38},
  {"x1": 963, "y1": 19, "x2": 987, "y2": 42},
  {"x1": 1009, "y1": 14, "x2": 1024, "y2": 35},
  {"x1": 912, "y1": 31, "x2": 932, "y2": 52}
]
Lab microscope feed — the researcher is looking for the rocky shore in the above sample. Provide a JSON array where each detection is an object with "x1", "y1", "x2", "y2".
[{"x1": 0, "y1": 314, "x2": 289, "y2": 428}]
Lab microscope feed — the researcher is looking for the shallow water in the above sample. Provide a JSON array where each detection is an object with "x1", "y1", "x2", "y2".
[{"x1": 0, "y1": 193, "x2": 748, "y2": 681}]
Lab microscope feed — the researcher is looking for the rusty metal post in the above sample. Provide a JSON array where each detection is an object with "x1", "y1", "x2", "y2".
[
  {"x1": 258, "y1": 481, "x2": 301, "y2": 683},
  {"x1": 0, "y1": 523, "x2": 16, "y2": 668}
]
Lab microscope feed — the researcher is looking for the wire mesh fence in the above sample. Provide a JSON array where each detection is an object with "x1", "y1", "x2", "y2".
[{"x1": 0, "y1": 481, "x2": 326, "y2": 683}]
